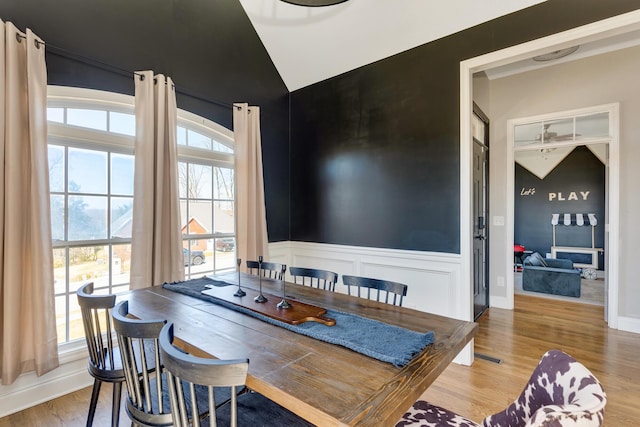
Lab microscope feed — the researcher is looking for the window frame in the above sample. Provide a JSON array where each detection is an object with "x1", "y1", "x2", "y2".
[{"x1": 47, "y1": 86, "x2": 236, "y2": 351}]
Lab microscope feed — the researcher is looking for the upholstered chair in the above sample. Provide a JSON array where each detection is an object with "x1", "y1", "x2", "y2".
[{"x1": 396, "y1": 349, "x2": 606, "y2": 427}]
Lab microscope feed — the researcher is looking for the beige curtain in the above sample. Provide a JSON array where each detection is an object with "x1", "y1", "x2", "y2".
[
  {"x1": 233, "y1": 104, "x2": 269, "y2": 269},
  {"x1": 130, "y1": 71, "x2": 184, "y2": 289},
  {"x1": 0, "y1": 21, "x2": 59, "y2": 385}
]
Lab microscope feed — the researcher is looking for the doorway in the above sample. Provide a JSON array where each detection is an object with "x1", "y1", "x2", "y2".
[
  {"x1": 509, "y1": 106, "x2": 615, "y2": 314},
  {"x1": 473, "y1": 104, "x2": 489, "y2": 320},
  {"x1": 460, "y1": 12, "x2": 634, "y2": 329}
]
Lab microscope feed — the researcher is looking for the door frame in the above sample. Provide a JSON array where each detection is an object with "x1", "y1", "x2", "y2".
[
  {"x1": 459, "y1": 10, "x2": 639, "y2": 328},
  {"x1": 472, "y1": 104, "x2": 490, "y2": 320}
]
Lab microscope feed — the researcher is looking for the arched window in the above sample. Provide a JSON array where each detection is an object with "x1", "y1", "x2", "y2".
[{"x1": 47, "y1": 86, "x2": 235, "y2": 344}]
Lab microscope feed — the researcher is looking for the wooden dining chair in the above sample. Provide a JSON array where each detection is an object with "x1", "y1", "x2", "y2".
[
  {"x1": 159, "y1": 323, "x2": 314, "y2": 427},
  {"x1": 246, "y1": 260, "x2": 285, "y2": 280},
  {"x1": 289, "y1": 266, "x2": 338, "y2": 292},
  {"x1": 76, "y1": 282, "x2": 124, "y2": 427},
  {"x1": 112, "y1": 300, "x2": 170, "y2": 427},
  {"x1": 342, "y1": 275, "x2": 408, "y2": 306}
]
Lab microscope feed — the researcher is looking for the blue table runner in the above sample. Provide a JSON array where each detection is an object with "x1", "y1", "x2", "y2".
[{"x1": 163, "y1": 277, "x2": 435, "y2": 368}]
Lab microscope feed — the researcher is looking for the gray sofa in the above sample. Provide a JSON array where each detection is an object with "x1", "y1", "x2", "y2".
[{"x1": 522, "y1": 252, "x2": 581, "y2": 297}]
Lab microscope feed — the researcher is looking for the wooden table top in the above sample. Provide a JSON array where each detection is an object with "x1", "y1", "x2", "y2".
[{"x1": 124, "y1": 272, "x2": 478, "y2": 427}]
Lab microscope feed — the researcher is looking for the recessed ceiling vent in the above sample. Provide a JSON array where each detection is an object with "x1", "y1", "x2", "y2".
[{"x1": 532, "y1": 46, "x2": 579, "y2": 62}]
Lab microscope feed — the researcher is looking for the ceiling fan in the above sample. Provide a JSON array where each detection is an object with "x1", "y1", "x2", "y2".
[
  {"x1": 535, "y1": 123, "x2": 576, "y2": 143},
  {"x1": 280, "y1": 0, "x2": 349, "y2": 6}
]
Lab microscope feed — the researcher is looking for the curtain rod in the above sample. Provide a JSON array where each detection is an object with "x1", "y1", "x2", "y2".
[{"x1": 15, "y1": 33, "x2": 234, "y2": 111}]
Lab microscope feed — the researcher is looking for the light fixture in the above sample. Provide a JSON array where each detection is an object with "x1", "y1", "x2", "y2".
[
  {"x1": 280, "y1": 0, "x2": 349, "y2": 6},
  {"x1": 532, "y1": 46, "x2": 579, "y2": 62}
]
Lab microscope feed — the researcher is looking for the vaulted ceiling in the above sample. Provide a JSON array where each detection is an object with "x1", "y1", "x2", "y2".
[{"x1": 238, "y1": 0, "x2": 547, "y2": 91}]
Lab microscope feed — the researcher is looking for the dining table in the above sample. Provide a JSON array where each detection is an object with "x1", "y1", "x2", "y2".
[{"x1": 123, "y1": 271, "x2": 478, "y2": 427}]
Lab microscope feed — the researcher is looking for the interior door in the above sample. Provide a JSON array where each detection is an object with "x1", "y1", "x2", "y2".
[{"x1": 473, "y1": 105, "x2": 489, "y2": 320}]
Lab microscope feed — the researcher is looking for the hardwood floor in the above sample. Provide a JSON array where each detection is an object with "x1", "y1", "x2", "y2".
[
  {"x1": 1, "y1": 293, "x2": 638, "y2": 426},
  {"x1": 422, "y1": 294, "x2": 640, "y2": 426}
]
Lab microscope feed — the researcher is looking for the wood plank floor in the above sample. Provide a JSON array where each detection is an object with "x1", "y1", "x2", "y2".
[
  {"x1": 1, "y1": 294, "x2": 638, "y2": 426},
  {"x1": 423, "y1": 294, "x2": 640, "y2": 426}
]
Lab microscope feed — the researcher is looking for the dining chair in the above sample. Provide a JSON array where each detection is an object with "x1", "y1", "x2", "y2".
[
  {"x1": 113, "y1": 301, "x2": 238, "y2": 427},
  {"x1": 112, "y1": 300, "x2": 170, "y2": 427},
  {"x1": 76, "y1": 282, "x2": 124, "y2": 427},
  {"x1": 289, "y1": 266, "x2": 338, "y2": 292},
  {"x1": 396, "y1": 349, "x2": 607, "y2": 427},
  {"x1": 246, "y1": 260, "x2": 285, "y2": 280},
  {"x1": 159, "y1": 322, "x2": 315, "y2": 427},
  {"x1": 342, "y1": 275, "x2": 408, "y2": 306}
]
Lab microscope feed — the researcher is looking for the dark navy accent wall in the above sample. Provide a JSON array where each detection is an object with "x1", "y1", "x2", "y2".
[
  {"x1": 515, "y1": 147, "x2": 605, "y2": 267},
  {"x1": 1, "y1": 0, "x2": 291, "y2": 241},
  {"x1": 290, "y1": 58, "x2": 460, "y2": 251},
  {"x1": 290, "y1": 0, "x2": 639, "y2": 253},
  {"x1": 2, "y1": 0, "x2": 639, "y2": 249}
]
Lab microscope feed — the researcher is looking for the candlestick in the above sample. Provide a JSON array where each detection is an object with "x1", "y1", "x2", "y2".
[
  {"x1": 277, "y1": 264, "x2": 291, "y2": 309},
  {"x1": 233, "y1": 258, "x2": 246, "y2": 297},
  {"x1": 254, "y1": 255, "x2": 267, "y2": 303}
]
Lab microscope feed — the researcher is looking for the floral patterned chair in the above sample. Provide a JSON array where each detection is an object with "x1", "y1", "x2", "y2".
[{"x1": 395, "y1": 350, "x2": 607, "y2": 427}]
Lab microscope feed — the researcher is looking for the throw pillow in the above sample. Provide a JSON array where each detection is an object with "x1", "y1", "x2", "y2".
[{"x1": 536, "y1": 252, "x2": 549, "y2": 267}]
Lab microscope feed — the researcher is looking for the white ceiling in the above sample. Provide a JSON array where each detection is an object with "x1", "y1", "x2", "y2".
[{"x1": 238, "y1": 0, "x2": 547, "y2": 91}]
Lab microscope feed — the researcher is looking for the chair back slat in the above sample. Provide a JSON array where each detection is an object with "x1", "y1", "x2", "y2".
[
  {"x1": 104, "y1": 309, "x2": 116, "y2": 370},
  {"x1": 289, "y1": 267, "x2": 338, "y2": 292},
  {"x1": 342, "y1": 275, "x2": 407, "y2": 306},
  {"x1": 187, "y1": 382, "x2": 200, "y2": 427}
]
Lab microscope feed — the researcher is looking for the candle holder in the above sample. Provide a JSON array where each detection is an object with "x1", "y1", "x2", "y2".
[
  {"x1": 233, "y1": 258, "x2": 246, "y2": 297},
  {"x1": 254, "y1": 255, "x2": 268, "y2": 303},
  {"x1": 277, "y1": 265, "x2": 291, "y2": 309}
]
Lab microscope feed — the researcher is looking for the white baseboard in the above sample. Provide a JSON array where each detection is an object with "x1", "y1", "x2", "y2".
[
  {"x1": 490, "y1": 294, "x2": 513, "y2": 310},
  {"x1": 617, "y1": 316, "x2": 640, "y2": 334},
  {"x1": 0, "y1": 348, "x2": 92, "y2": 418}
]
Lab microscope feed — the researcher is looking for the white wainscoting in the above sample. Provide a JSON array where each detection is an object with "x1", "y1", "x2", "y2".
[
  {"x1": 269, "y1": 241, "x2": 473, "y2": 365},
  {"x1": 270, "y1": 241, "x2": 464, "y2": 317}
]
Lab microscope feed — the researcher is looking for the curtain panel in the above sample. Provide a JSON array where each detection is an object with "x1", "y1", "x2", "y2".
[
  {"x1": 0, "y1": 20, "x2": 59, "y2": 385},
  {"x1": 130, "y1": 71, "x2": 184, "y2": 289},
  {"x1": 233, "y1": 104, "x2": 269, "y2": 268}
]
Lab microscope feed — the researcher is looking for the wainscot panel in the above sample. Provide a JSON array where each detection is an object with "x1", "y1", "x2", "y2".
[{"x1": 268, "y1": 241, "x2": 463, "y2": 319}]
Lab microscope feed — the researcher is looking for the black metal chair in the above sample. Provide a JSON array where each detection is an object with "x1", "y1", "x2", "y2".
[
  {"x1": 76, "y1": 282, "x2": 125, "y2": 427},
  {"x1": 342, "y1": 275, "x2": 408, "y2": 306},
  {"x1": 289, "y1": 267, "x2": 338, "y2": 292},
  {"x1": 246, "y1": 260, "x2": 285, "y2": 280},
  {"x1": 159, "y1": 323, "x2": 314, "y2": 427}
]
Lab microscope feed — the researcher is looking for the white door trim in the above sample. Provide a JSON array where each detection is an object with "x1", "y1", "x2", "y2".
[{"x1": 459, "y1": 9, "x2": 640, "y2": 328}]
